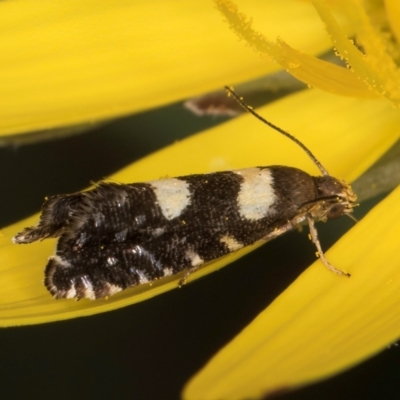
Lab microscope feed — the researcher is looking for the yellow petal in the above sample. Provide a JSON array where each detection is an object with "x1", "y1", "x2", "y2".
[
  {"x1": 1, "y1": 89, "x2": 399, "y2": 326},
  {"x1": 1, "y1": 0, "x2": 331, "y2": 136},
  {"x1": 215, "y1": 0, "x2": 375, "y2": 98},
  {"x1": 385, "y1": 0, "x2": 400, "y2": 44},
  {"x1": 312, "y1": 0, "x2": 400, "y2": 105},
  {"x1": 278, "y1": 40, "x2": 378, "y2": 98}
]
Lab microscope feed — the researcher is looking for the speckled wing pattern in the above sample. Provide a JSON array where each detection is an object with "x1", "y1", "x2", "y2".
[{"x1": 13, "y1": 166, "x2": 342, "y2": 300}]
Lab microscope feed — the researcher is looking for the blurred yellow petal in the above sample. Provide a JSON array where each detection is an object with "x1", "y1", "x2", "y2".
[
  {"x1": 184, "y1": 183, "x2": 400, "y2": 399},
  {"x1": 278, "y1": 40, "x2": 377, "y2": 97},
  {"x1": 1, "y1": 89, "x2": 399, "y2": 326},
  {"x1": 216, "y1": 0, "x2": 400, "y2": 103},
  {"x1": 385, "y1": 0, "x2": 400, "y2": 43},
  {"x1": 215, "y1": 0, "x2": 372, "y2": 96},
  {"x1": 1, "y1": 0, "x2": 331, "y2": 137},
  {"x1": 312, "y1": 0, "x2": 400, "y2": 105}
]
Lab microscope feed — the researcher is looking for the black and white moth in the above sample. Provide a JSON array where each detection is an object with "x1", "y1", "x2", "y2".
[{"x1": 13, "y1": 87, "x2": 357, "y2": 300}]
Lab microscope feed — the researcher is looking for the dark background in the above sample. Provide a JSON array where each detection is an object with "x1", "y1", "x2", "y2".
[{"x1": 0, "y1": 98, "x2": 398, "y2": 400}]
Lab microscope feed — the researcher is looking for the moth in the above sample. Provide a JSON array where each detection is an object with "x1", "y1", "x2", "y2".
[{"x1": 13, "y1": 87, "x2": 357, "y2": 300}]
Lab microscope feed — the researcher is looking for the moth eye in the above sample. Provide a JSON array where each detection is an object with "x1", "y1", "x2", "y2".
[{"x1": 327, "y1": 203, "x2": 345, "y2": 220}]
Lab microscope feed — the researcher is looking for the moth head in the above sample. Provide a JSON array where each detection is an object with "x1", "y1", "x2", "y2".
[{"x1": 310, "y1": 176, "x2": 358, "y2": 221}]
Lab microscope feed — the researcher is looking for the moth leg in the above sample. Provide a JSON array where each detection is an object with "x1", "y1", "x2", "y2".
[{"x1": 306, "y1": 215, "x2": 350, "y2": 277}]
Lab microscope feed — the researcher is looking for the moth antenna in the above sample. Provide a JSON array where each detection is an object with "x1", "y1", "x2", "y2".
[{"x1": 225, "y1": 86, "x2": 329, "y2": 176}]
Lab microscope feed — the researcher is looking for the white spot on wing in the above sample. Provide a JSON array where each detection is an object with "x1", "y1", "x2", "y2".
[
  {"x1": 163, "y1": 267, "x2": 173, "y2": 276},
  {"x1": 65, "y1": 286, "x2": 77, "y2": 299},
  {"x1": 104, "y1": 283, "x2": 122, "y2": 296},
  {"x1": 107, "y1": 256, "x2": 118, "y2": 266},
  {"x1": 152, "y1": 227, "x2": 165, "y2": 238},
  {"x1": 234, "y1": 168, "x2": 276, "y2": 220},
  {"x1": 186, "y1": 250, "x2": 204, "y2": 267},
  {"x1": 80, "y1": 276, "x2": 96, "y2": 300},
  {"x1": 136, "y1": 270, "x2": 150, "y2": 284},
  {"x1": 220, "y1": 235, "x2": 243, "y2": 251},
  {"x1": 93, "y1": 212, "x2": 105, "y2": 228},
  {"x1": 150, "y1": 178, "x2": 191, "y2": 220},
  {"x1": 134, "y1": 214, "x2": 146, "y2": 225}
]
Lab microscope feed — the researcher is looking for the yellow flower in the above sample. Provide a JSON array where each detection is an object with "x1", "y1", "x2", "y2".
[
  {"x1": 1, "y1": 0, "x2": 400, "y2": 398},
  {"x1": 184, "y1": 1, "x2": 400, "y2": 398}
]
